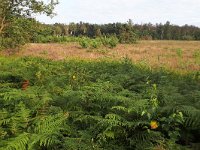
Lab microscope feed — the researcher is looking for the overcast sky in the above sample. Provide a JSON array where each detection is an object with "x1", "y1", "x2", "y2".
[{"x1": 36, "y1": 0, "x2": 200, "y2": 26}]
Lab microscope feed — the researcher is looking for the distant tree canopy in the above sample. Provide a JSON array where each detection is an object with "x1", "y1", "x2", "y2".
[
  {"x1": 133, "y1": 21, "x2": 200, "y2": 40},
  {"x1": 52, "y1": 21, "x2": 200, "y2": 41}
]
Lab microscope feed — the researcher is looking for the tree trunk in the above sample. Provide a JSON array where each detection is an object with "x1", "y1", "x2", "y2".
[
  {"x1": 0, "y1": 16, "x2": 6, "y2": 34},
  {"x1": 0, "y1": 16, "x2": 6, "y2": 35}
]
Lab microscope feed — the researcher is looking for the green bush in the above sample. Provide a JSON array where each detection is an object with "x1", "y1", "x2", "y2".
[
  {"x1": 1, "y1": 37, "x2": 26, "y2": 49},
  {"x1": 79, "y1": 38, "x2": 101, "y2": 49},
  {"x1": 119, "y1": 30, "x2": 138, "y2": 44},
  {"x1": 31, "y1": 35, "x2": 82, "y2": 44},
  {"x1": 90, "y1": 39, "x2": 102, "y2": 48},
  {"x1": 2, "y1": 24, "x2": 27, "y2": 49},
  {"x1": 182, "y1": 35, "x2": 194, "y2": 41},
  {"x1": 79, "y1": 37, "x2": 90, "y2": 48},
  {"x1": 64, "y1": 36, "x2": 81, "y2": 42},
  {"x1": 1, "y1": 18, "x2": 37, "y2": 49},
  {"x1": 108, "y1": 36, "x2": 119, "y2": 48},
  {"x1": 100, "y1": 36, "x2": 119, "y2": 48},
  {"x1": 79, "y1": 37, "x2": 118, "y2": 49}
]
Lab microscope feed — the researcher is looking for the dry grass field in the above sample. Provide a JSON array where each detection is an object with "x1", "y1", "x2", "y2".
[{"x1": 1, "y1": 40, "x2": 200, "y2": 72}]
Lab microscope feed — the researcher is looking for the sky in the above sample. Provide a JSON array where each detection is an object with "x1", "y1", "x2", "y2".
[{"x1": 36, "y1": 0, "x2": 200, "y2": 26}]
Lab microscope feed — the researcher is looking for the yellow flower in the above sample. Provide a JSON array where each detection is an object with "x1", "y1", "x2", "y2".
[
  {"x1": 72, "y1": 75, "x2": 76, "y2": 80},
  {"x1": 150, "y1": 121, "x2": 158, "y2": 129}
]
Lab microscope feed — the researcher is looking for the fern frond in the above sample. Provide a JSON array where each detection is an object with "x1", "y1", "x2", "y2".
[
  {"x1": 0, "y1": 133, "x2": 29, "y2": 150},
  {"x1": 34, "y1": 113, "x2": 68, "y2": 134}
]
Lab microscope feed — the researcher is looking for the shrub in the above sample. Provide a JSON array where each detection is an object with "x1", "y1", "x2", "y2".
[
  {"x1": 65, "y1": 36, "x2": 81, "y2": 42},
  {"x1": 79, "y1": 38, "x2": 90, "y2": 48},
  {"x1": 182, "y1": 35, "x2": 194, "y2": 41},
  {"x1": 119, "y1": 30, "x2": 138, "y2": 44},
  {"x1": 31, "y1": 36, "x2": 82, "y2": 44},
  {"x1": 1, "y1": 18, "x2": 37, "y2": 49},
  {"x1": 100, "y1": 36, "x2": 119, "y2": 48},
  {"x1": 90, "y1": 39, "x2": 101, "y2": 48},
  {"x1": 2, "y1": 24, "x2": 27, "y2": 49},
  {"x1": 79, "y1": 38, "x2": 102, "y2": 49},
  {"x1": 32, "y1": 35, "x2": 45, "y2": 43},
  {"x1": 108, "y1": 36, "x2": 119, "y2": 48}
]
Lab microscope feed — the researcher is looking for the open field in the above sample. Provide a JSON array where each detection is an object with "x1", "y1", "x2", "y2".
[{"x1": 2, "y1": 40, "x2": 200, "y2": 72}]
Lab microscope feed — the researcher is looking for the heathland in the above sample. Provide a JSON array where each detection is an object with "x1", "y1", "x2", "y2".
[
  {"x1": 0, "y1": 40, "x2": 200, "y2": 149},
  {"x1": 0, "y1": 1, "x2": 200, "y2": 149}
]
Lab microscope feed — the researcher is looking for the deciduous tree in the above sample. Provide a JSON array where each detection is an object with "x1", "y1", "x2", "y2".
[{"x1": 0, "y1": 0, "x2": 58, "y2": 48}]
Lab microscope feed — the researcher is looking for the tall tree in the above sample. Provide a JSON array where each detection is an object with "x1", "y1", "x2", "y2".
[{"x1": 0, "y1": 0, "x2": 59, "y2": 34}]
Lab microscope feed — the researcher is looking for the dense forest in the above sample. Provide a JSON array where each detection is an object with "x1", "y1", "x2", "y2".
[{"x1": 51, "y1": 20, "x2": 200, "y2": 40}]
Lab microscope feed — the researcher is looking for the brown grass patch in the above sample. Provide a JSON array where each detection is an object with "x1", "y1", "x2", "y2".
[{"x1": 1, "y1": 41, "x2": 200, "y2": 72}]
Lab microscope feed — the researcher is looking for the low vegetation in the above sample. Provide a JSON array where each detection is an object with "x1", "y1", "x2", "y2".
[
  {"x1": 0, "y1": 57, "x2": 200, "y2": 149},
  {"x1": 79, "y1": 36, "x2": 119, "y2": 49}
]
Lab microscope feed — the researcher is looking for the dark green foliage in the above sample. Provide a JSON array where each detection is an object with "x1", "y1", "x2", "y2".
[
  {"x1": 58, "y1": 21, "x2": 200, "y2": 41},
  {"x1": 90, "y1": 39, "x2": 102, "y2": 48},
  {"x1": 182, "y1": 35, "x2": 195, "y2": 41},
  {"x1": 0, "y1": 57, "x2": 199, "y2": 149},
  {"x1": 79, "y1": 36, "x2": 118, "y2": 49},
  {"x1": 0, "y1": 0, "x2": 59, "y2": 49},
  {"x1": 1, "y1": 18, "x2": 28, "y2": 49},
  {"x1": 118, "y1": 25, "x2": 138, "y2": 44},
  {"x1": 34, "y1": 35, "x2": 80, "y2": 43},
  {"x1": 1, "y1": 17, "x2": 54, "y2": 49},
  {"x1": 38, "y1": 21, "x2": 200, "y2": 42}
]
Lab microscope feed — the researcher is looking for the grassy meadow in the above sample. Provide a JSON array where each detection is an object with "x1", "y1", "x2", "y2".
[
  {"x1": 0, "y1": 40, "x2": 200, "y2": 149},
  {"x1": 2, "y1": 40, "x2": 199, "y2": 72}
]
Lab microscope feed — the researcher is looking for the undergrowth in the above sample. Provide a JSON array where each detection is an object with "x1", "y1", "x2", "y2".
[{"x1": 0, "y1": 56, "x2": 199, "y2": 150}]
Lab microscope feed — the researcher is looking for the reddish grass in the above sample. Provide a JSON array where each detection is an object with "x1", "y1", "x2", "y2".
[{"x1": 1, "y1": 41, "x2": 200, "y2": 72}]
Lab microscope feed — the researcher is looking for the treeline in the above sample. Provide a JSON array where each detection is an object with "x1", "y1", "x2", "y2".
[
  {"x1": 1, "y1": 0, "x2": 200, "y2": 50},
  {"x1": 134, "y1": 21, "x2": 200, "y2": 40},
  {"x1": 0, "y1": 18, "x2": 137, "y2": 49},
  {"x1": 1, "y1": 17, "x2": 200, "y2": 50},
  {"x1": 51, "y1": 20, "x2": 200, "y2": 40}
]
